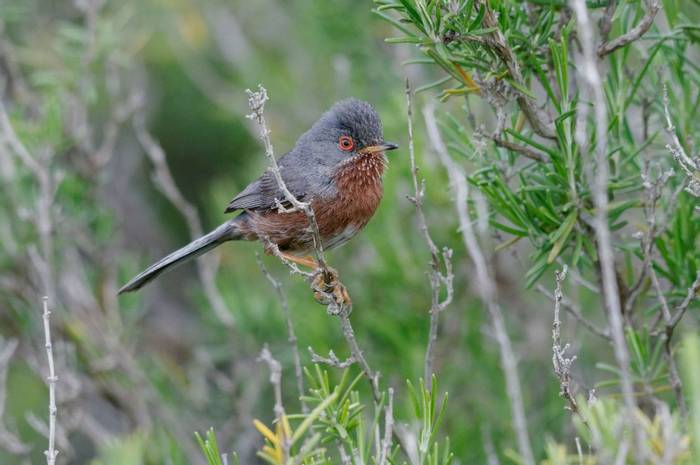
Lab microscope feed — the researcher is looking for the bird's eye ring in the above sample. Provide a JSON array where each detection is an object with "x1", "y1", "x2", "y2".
[{"x1": 338, "y1": 135, "x2": 354, "y2": 152}]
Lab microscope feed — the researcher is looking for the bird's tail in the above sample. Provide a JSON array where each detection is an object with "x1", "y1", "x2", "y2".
[{"x1": 118, "y1": 221, "x2": 238, "y2": 294}]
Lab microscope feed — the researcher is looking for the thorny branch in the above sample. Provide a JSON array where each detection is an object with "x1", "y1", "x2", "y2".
[
  {"x1": 256, "y1": 253, "x2": 307, "y2": 413},
  {"x1": 405, "y1": 79, "x2": 454, "y2": 390},
  {"x1": 134, "y1": 115, "x2": 235, "y2": 328},
  {"x1": 423, "y1": 103, "x2": 535, "y2": 465}
]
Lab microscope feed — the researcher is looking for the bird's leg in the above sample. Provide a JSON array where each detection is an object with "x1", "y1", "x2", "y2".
[
  {"x1": 278, "y1": 252, "x2": 318, "y2": 269},
  {"x1": 275, "y1": 251, "x2": 351, "y2": 310}
]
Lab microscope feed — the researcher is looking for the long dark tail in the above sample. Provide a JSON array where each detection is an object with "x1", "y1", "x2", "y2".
[{"x1": 118, "y1": 221, "x2": 238, "y2": 294}]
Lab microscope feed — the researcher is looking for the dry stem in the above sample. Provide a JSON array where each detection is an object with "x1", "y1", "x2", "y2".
[
  {"x1": 405, "y1": 79, "x2": 454, "y2": 389},
  {"x1": 423, "y1": 103, "x2": 535, "y2": 465},
  {"x1": 42, "y1": 296, "x2": 58, "y2": 465}
]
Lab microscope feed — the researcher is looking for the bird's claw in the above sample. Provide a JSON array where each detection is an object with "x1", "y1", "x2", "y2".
[{"x1": 311, "y1": 267, "x2": 352, "y2": 314}]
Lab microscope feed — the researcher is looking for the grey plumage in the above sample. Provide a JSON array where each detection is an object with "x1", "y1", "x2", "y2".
[{"x1": 119, "y1": 98, "x2": 391, "y2": 294}]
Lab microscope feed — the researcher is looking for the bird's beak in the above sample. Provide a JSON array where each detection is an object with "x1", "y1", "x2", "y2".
[{"x1": 360, "y1": 142, "x2": 399, "y2": 154}]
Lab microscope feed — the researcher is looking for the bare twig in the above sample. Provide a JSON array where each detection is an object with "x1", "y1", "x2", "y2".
[
  {"x1": 42, "y1": 296, "x2": 58, "y2": 465},
  {"x1": 405, "y1": 80, "x2": 454, "y2": 389},
  {"x1": 492, "y1": 136, "x2": 549, "y2": 163},
  {"x1": 551, "y1": 266, "x2": 583, "y2": 417},
  {"x1": 256, "y1": 253, "x2": 307, "y2": 413},
  {"x1": 662, "y1": 85, "x2": 700, "y2": 200},
  {"x1": 597, "y1": 1, "x2": 660, "y2": 58},
  {"x1": 133, "y1": 115, "x2": 235, "y2": 328},
  {"x1": 423, "y1": 104, "x2": 535, "y2": 465},
  {"x1": 570, "y1": 0, "x2": 641, "y2": 459},
  {"x1": 339, "y1": 311, "x2": 381, "y2": 403},
  {"x1": 536, "y1": 283, "x2": 610, "y2": 340},
  {"x1": 377, "y1": 387, "x2": 394, "y2": 465},
  {"x1": 668, "y1": 272, "x2": 700, "y2": 329},
  {"x1": 308, "y1": 347, "x2": 355, "y2": 369},
  {"x1": 637, "y1": 162, "x2": 687, "y2": 415}
]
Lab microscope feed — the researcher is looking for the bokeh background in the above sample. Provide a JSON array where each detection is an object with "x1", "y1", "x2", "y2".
[{"x1": 2, "y1": 1, "x2": 697, "y2": 464}]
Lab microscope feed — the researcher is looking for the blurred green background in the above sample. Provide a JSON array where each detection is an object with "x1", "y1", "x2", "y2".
[{"x1": 0, "y1": 0, "x2": 665, "y2": 464}]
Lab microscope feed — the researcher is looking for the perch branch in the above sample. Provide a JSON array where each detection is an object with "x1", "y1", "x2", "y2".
[{"x1": 246, "y1": 86, "x2": 380, "y2": 402}]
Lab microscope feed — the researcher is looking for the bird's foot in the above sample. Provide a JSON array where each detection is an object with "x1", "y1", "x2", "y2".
[{"x1": 311, "y1": 267, "x2": 352, "y2": 314}]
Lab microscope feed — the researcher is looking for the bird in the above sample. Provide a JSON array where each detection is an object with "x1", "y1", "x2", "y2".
[{"x1": 118, "y1": 98, "x2": 398, "y2": 294}]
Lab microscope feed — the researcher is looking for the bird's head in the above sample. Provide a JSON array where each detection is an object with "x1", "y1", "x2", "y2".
[{"x1": 299, "y1": 98, "x2": 398, "y2": 169}]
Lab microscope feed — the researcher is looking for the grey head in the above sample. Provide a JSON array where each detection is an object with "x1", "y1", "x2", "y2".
[
  {"x1": 294, "y1": 98, "x2": 399, "y2": 171},
  {"x1": 226, "y1": 98, "x2": 397, "y2": 213}
]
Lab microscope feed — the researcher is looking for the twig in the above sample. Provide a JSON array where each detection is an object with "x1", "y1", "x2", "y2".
[
  {"x1": 308, "y1": 347, "x2": 355, "y2": 369},
  {"x1": 256, "y1": 253, "x2": 307, "y2": 413},
  {"x1": 492, "y1": 136, "x2": 549, "y2": 163},
  {"x1": 339, "y1": 311, "x2": 381, "y2": 403},
  {"x1": 377, "y1": 387, "x2": 394, "y2": 465},
  {"x1": 536, "y1": 284, "x2": 610, "y2": 340},
  {"x1": 638, "y1": 162, "x2": 687, "y2": 415},
  {"x1": 423, "y1": 103, "x2": 535, "y2": 465},
  {"x1": 551, "y1": 266, "x2": 583, "y2": 417},
  {"x1": 570, "y1": 0, "x2": 642, "y2": 460},
  {"x1": 405, "y1": 79, "x2": 454, "y2": 389},
  {"x1": 662, "y1": 85, "x2": 700, "y2": 199},
  {"x1": 668, "y1": 272, "x2": 700, "y2": 329},
  {"x1": 42, "y1": 296, "x2": 58, "y2": 465},
  {"x1": 597, "y1": 1, "x2": 660, "y2": 58},
  {"x1": 133, "y1": 116, "x2": 235, "y2": 328}
]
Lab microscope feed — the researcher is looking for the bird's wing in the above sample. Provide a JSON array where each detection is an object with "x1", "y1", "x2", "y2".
[{"x1": 225, "y1": 155, "x2": 308, "y2": 213}]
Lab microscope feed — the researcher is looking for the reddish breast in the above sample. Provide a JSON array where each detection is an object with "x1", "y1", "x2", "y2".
[{"x1": 313, "y1": 152, "x2": 386, "y2": 249}]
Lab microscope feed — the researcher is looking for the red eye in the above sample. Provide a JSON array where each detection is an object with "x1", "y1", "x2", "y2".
[{"x1": 338, "y1": 135, "x2": 354, "y2": 151}]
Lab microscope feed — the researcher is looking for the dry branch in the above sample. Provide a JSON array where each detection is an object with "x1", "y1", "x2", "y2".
[
  {"x1": 423, "y1": 104, "x2": 535, "y2": 465},
  {"x1": 597, "y1": 1, "x2": 660, "y2": 58},
  {"x1": 42, "y1": 297, "x2": 58, "y2": 465},
  {"x1": 405, "y1": 79, "x2": 454, "y2": 389},
  {"x1": 570, "y1": 0, "x2": 642, "y2": 460}
]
